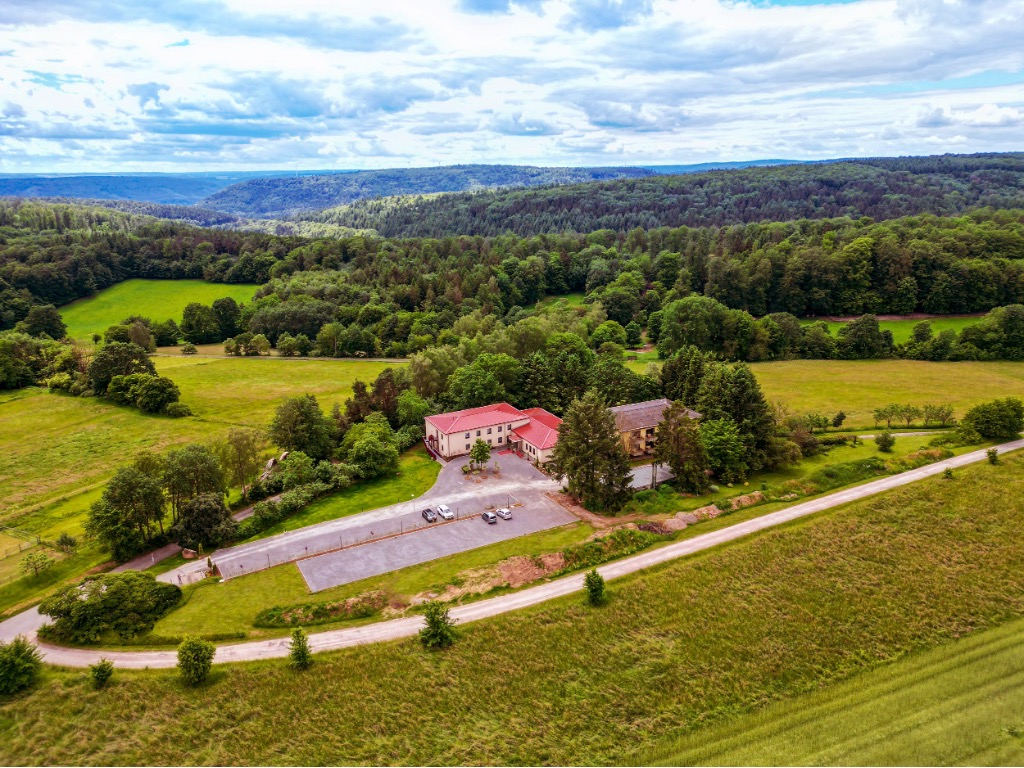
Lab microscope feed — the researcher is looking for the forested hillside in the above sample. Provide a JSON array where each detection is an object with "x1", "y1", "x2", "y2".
[
  {"x1": 202, "y1": 165, "x2": 656, "y2": 217},
  {"x1": 301, "y1": 153, "x2": 1024, "y2": 238}
]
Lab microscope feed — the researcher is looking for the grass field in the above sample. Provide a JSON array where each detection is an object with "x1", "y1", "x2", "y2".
[
  {"x1": 5, "y1": 452, "x2": 1024, "y2": 765},
  {"x1": 59, "y1": 279, "x2": 259, "y2": 341},
  {"x1": 803, "y1": 315, "x2": 983, "y2": 344},
  {"x1": 750, "y1": 360, "x2": 1024, "y2": 427},
  {"x1": 645, "y1": 616, "x2": 1024, "y2": 766}
]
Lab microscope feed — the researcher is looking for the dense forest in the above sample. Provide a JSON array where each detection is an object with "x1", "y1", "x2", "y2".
[
  {"x1": 3, "y1": 200, "x2": 1024, "y2": 333},
  {"x1": 301, "y1": 154, "x2": 1024, "y2": 238},
  {"x1": 202, "y1": 165, "x2": 657, "y2": 218}
]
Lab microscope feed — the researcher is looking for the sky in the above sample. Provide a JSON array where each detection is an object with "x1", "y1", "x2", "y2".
[{"x1": 0, "y1": 0, "x2": 1021, "y2": 172}]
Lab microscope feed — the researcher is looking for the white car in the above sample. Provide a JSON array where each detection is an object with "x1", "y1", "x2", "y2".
[
  {"x1": 436, "y1": 504, "x2": 454, "y2": 520},
  {"x1": 495, "y1": 507, "x2": 512, "y2": 520}
]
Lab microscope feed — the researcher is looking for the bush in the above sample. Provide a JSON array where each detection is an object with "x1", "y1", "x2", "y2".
[
  {"x1": 584, "y1": 569, "x2": 606, "y2": 606},
  {"x1": 181, "y1": 342, "x2": 197, "y2": 355},
  {"x1": 39, "y1": 571, "x2": 182, "y2": 644},
  {"x1": 0, "y1": 636, "x2": 42, "y2": 694},
  {"x1": 961, "y1": 398, "x2": 1024, "y2": 440},
  {"x1": 876, "y1": 430, "x2": 896, "y2": 453},
  {"x1": 164, "y1": 402, "x2": 193, "y2": 418},
  {"x1": 560, "y1": 529, "x2": 665, "y2": 572},
  {"x1": 987, "y1": 448, "x2": 1000, "y2": 465},
  {"x1": 56, "y1": 532, "x2": 78, "y2": 553},
  {"x1": 288, "y1": 628, "x2": 312, "y2": 670},
  {"x1": 419, "y1": 601, "x2": 457, "y2": 649},
  {"x1": 89, "y1": 658, "x2": 114, "y2": 689},
  {"x1": 177, "y1": 636, "x2": 215, "y2": 686}
]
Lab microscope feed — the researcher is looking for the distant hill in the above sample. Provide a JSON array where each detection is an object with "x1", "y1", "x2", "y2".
[
  {"x1": 201, "y1": 164, "x2": 657, "y2": 217},
  {"x1": 0, "y1": 170, "x2": 359, "y2": 206},
  {"x1": 298, "y1": 153, "x2": 1024, "y2": 238}
]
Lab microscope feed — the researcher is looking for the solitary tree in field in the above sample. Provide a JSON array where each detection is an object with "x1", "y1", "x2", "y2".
[
  {"x1": 550, "y1": 390, "x2": 632, "y2": 512},
  {"x1": 19, "y1": 551, "x2": 55, "y2": 578},
  {"x1": 469, "y1": 439, "x2": 491, "y2": 469},
  {"x1": 584, "y1": 569, "x2": 606, "y2": 606},
  {"x1": 288, "y1": 628, "x2": 312, "y2": 670},
  {"x1": 876, "y1": 430, "x2": 896, "y2": 453},
  {"x1": 177, "y1": 636, "x2": 215, "y2": 686},
  {"x1": 419, "y1": 602, "x2": 457, "y2": 649}
]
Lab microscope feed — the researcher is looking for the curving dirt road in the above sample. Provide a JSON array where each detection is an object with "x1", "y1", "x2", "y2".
[{"x1": 6, "y1": 438, "x2": 1022, "y2": 669}]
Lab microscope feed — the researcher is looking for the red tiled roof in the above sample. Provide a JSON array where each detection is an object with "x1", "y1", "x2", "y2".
[
  {"x1": 425, "y1": 402, "x2": 526, "y2": 435},
  {"x1": 513, "y1": 407, "x2": 562, "y2": 451}
]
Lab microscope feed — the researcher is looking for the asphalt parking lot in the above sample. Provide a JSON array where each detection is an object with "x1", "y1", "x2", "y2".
[
  {"x1": 298, "y1": 499, "x2": 576, "y2": 592},
  {"x1": 207, "y1": 451, "x2": 568, "y2": 581}
]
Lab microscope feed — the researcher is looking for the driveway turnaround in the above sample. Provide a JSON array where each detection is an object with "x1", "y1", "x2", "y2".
[
  {"x1": 298, "y1": 502, "x2": 575, "y2": 591},
  {"x1": 4, "y1": 438, "x2": 1021, "y2": 669}
]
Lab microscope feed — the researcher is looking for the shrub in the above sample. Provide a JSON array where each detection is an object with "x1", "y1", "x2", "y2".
[
  {"x1": 288, "y1": 628, "x2": 312, "y2": 670},
  {"x1": 56, "y1": 532, "x2": 78, "y2": 553},
  {"x1": 419, "y1": 601, "x2": 457, "y2": 649},
  {"x1": 584, "y1": 569, "x2": 606, "y2": 606},
  {"x1": 876, "y1": 430, "x2": 896, "y2": 453},
  {"x1": 988, "y1": 448, "x2": 1000, "y2": 465},
  {"x1": 89, "y1": 658, "x2": 114, "y2": 689},
  {"x1": 164, "y1": 402, "x2": 193, "y2": 418},
  {"x1": 39, "y1": 571, "x2": 182, "y2": 644},
  {"x1": 0, "y1": 636, "x2": 42, "y2": 694},
  {"x1": 961, "y1": 398, "x2": 1024, "y2": 440},
  {"x1": 181, "y1": 342, "x2": 197, "y2": 355},
  {"x1": 177, "y1": 636, "x2": 215, "y2": 686},
  {"x1": 943, "y1": 467, "x2": 955, "y2": 480}
]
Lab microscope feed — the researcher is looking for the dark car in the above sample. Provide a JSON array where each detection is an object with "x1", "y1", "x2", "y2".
[
  {"x1": 481, "y1": 511, "x2": 498, "y2": 524},
  {"x1": 422, "y1": 508, "x2": 437, "y2": 523}
]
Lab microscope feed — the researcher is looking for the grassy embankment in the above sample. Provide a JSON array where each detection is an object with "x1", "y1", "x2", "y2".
[
  {"x1": 59, "y1": 279, "x2": 259, "y2": 341},
  {"x1": 645, "y1": 614, "x2": 1024, "y2": 766},
  {"x1": 3, "y1": 452, "x2": 1024, "y2": 765}
]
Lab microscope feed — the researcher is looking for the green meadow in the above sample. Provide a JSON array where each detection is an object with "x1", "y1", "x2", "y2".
[
  {"x1": 59, "y1": 279, "x2": 259, "y2": 340},
  {"x1": 802, "y1": 315, "x2": 982, "y2": 344},
  {"x1": 646, "y1": 615, "x2": 1024, "y2": 766},
  {"x1": 4, "y1": 452, "x2": 1024, "y2": 765}
]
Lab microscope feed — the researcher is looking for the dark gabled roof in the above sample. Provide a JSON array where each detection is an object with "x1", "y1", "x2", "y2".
[{"x1": 609, "y1": 398, "x2": 700, "y2": 432}]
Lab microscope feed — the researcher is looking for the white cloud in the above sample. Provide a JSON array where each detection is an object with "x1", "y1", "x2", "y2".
[{"x1": 0, "y1": 0, "x2": 1021, "y2": 170}]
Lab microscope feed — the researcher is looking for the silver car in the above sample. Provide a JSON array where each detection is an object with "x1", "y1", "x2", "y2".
[
  {"x1": 481, "y1": 511, "x2": 498, "y2": 524},
  {"x1": 495, "y1": 507, "x2": 512, "y2": 520},
  {"x1": 436, "y1": 504, "x2": 454, "y2": 520}
]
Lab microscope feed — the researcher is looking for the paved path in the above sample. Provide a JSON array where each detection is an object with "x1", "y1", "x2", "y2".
[
  {"x1": 110, "y1": 542, "x2": 182, "y2": 573},
  {"x1": 6, "y1": 438, "x2": 1021, "y2": 668}
]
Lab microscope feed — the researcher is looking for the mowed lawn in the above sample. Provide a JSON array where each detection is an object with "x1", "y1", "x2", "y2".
[
  {"x1": 153, "y1": 523, "x2": 591, "y2": 640},
  {"x1": 6, "y1": 453, "x2": 1024, "y2": 765},
  {"x1": 647, "y1": 616, "x2": 1024, "y2": 766},
  {"x1": 59, "y1": 279, "x2": 259, "y2": 340},
  {"x1": 0, "y1": 358, "x2": 401, "y2": 538},
  {"x1": 751, "y1": 360, "x2": 1024, "y2": 427}
]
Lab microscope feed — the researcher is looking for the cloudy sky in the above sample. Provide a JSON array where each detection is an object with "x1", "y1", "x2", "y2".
[{"x1": 0, "y1": 0, "x2": 1021, "y2": 172}]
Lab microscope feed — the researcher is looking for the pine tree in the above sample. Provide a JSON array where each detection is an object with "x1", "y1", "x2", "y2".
[
  {"x1": 654, "y1": 402, "x2": 710, "y2": 493},
  {"x1": 550, "y1": 390, "x2": 633, "y2": 512},
  {"x1": 696, "y1": 363, "x2": 776, "y2": 472},
  {"x1": 288, "y1": 628, "x2": 312, "y2": 670}
]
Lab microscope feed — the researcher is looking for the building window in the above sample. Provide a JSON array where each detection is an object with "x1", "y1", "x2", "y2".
[
  {"x1": 488, "y1": 439, "x2": 493, "y2": 445},
  {"x1": 497, "y1": 425, "x2": 502, "y2": 432},
  {"x1": 498, "y1": 436, "x2": 503, "y2": 443},
  {"x1": 487, "y1": 427, "x2": 492, "y2": 434},
  {"x1": 465, "y1": 432, "x2": 470, "y2": 439},
  {"x1": 466, "y1": 444, "x2": 470, "y2": 451},
  {"x1": 476, "y1": 430, "x2": 481, "y2": 437}
]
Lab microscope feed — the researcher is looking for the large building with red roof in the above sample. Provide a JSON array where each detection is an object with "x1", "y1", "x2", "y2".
[{"x1": 424, "y1": 403, "x2": 562, "y2": 463}]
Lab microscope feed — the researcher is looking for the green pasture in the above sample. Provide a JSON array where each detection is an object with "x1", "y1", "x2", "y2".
[
  {"x1": 646, "y1": 615, "x2": 1024, "y2": 766},
  {"x1": 59, "y1": 279, "x2": 259, "y2": 340},
  {"x1": 750, "y1": 359, "x2": 1024, "y2": 427},
  {"x1": 801, "y1": 315, "x2": 982, "y2": 344},
  {"x1": 6, "y1": 452, "x2": 1024, "y2": 765}
]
